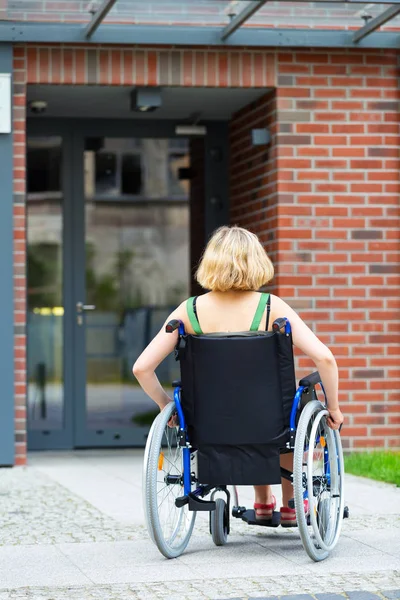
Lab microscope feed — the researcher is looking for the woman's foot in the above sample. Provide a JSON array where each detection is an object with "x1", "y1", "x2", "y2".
[
  {"x1": 254, "y1": 496, "x2": 276, "y2": 520},
  {"x1": 280, "y1": 498, "x2": 309, "y2": 527}
]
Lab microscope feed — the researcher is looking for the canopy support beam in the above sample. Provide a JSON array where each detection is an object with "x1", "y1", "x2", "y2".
[
  {"x1": 221, "y1": 0, "x2": 268, "y2": 41},
  {"x1": 353, "y1": 5, "x2": 400, "y2": 43},
  {"x1": 85, "y1": 0, "x2": 118, "y2": 39}
]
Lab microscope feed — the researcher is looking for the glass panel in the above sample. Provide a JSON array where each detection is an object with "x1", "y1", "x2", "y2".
[
  {"x1": 9, "y1": 0, "x2": 399, "y2": 30},
  {"x1": 248, "y1": 1, "x2": 396, "y2": 28},
  {"x1": 84, "y1": 137, "x2": 190, "y2": 430},
  {"x1": 169, "y1": 151, "x2": 190, "y2": 198},
  {"x1": 122, "y1": 154, "x2": 142, "y2": 195},
  {"x1": 95, "y1": 151, "x2": 117, "y2": 196},
  {"x1": 27, "y1": 137, "x2": 64, "y2": 431}
]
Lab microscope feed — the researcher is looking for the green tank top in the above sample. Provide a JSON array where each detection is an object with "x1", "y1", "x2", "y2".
[{"x1": 186, "y1": 293, "x2": 270, "y2": 335}]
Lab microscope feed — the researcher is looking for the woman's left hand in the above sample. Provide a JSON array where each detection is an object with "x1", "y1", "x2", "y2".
[{"x1": 167, "y1": 412, "x2": 179, "y2": 428}]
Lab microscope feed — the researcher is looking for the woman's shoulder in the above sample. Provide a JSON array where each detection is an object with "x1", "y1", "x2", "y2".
[
  {"x1": 267, "y1": 293, "x2": 291, "y2": 313},
  {"x1": 172, "y1": 296, "x2": 200, "y2": 318}
]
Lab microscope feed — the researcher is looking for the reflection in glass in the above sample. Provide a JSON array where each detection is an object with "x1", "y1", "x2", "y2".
[
  {"x1": 27, "y1": 137, "x2": 64, "y2": 431},
  {"x1": 169, "y1": 152, "x2": 190, "y2": 197},
  {"x1": 84, "y1": 137, "x2": 190, "y2": 430},
  {"x1": 122, "y1": 154, "x2": 142, "y2": 194},
  {"x1": 95, "y1": 152, "x2": 117, "y2": 195}
]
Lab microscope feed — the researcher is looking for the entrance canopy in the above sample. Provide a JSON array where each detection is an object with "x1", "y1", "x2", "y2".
[{"x1": 2, "y1": 0, "x2": 400, "y2": 48}]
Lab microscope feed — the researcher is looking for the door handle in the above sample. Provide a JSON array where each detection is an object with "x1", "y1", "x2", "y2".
[{"x1": 76, "y1": 302, "x2": 96, "y2": 314}]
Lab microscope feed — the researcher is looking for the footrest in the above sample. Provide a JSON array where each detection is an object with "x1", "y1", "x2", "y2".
[
  {"x1": 175, "y1": 493, "x2": 216, "y2": 512},
  {"x1": 188, "y1": 494, "x2": 216, "y2": 512},
  {"x1": 240, "y1": 509, "x2": 281, "y2": 528}
]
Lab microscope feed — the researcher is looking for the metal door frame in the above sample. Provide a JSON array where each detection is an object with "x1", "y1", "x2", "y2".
[
  {"x1": 27, "y1": 120, "x2": 76, "y2": 449},
  {"x1": 27, "y1": 117, "x2": 229, "y2": 450}
]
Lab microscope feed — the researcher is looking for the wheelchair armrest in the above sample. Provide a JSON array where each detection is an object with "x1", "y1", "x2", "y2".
[
  {"x1": 299, "y1": 371, "x2": 321, "y2": 388},
  {"x1": 166, "y1": 319, "x2": 180, "y2": 333}
]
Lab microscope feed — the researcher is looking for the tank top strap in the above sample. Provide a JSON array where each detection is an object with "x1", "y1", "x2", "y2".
[
  {"x1": 250, "y1": 293, "x2": 270, "y2": 332},
  {"x1": 186, "y1": 296, "x2": 203, "y2": 335}
]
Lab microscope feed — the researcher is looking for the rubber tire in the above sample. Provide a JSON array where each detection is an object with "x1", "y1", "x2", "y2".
[
  {"x1": 293, "y1": 400, "x2": 330, "y2": 562},
  {"x1": 143, "y1": 402, "x2": 196, "y2": 558},
  {"x1": 317, "y1": 497, "x2": 331, "y2": 538},
  {"x1": 210, "y1": 498, "x2": 228, "y2": 546}
]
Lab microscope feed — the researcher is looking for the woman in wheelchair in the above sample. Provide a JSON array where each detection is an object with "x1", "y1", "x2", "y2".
[{"x1": 134, "y1": 225, "x2": 345, "y2": 559}]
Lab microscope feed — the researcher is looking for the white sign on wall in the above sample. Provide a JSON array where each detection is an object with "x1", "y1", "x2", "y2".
[{"x1": 0, "y1": 74, "x2": 11, "y2": 134}]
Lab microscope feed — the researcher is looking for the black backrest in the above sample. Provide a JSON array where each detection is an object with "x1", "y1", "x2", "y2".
[{"x1": 179, "y1": 330, "x2": 296, "y2": 448}]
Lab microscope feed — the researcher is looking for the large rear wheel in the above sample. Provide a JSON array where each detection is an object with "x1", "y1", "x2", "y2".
[
  {"x1": 143, "y1": 402, "x2": 196, "y2": 558},
  {"x1": 293, "y1": 400, "x2": 344, "y2": 562}
]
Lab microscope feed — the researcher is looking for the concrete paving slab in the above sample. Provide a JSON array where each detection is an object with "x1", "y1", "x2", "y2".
[
  {"x1": 88, "y1": 564, "x2": 198, "y2": 585},
  {"x1": 315, "y1": 595, "x2": 348, "y2": 600},
  {"x1": 346, "y1": 593, "x2": 383, "y2": 600},
  {"x1": 261, "y1": 533, "x2": 390, "y2": 560},
  {"x1": 181, "y1": 535, "x2": 276, "y2": 562},
  {"x1": 58, "y1": 539, "x2": 171, "y2": 568},
  {"x1": 343, "y1": 476, "x2": 400, "y2": 517},
  {"x1": 29, "y1": 450, "x2": 144, "y2": 525},
  {"x1": 305, "y1": 554, "x2": 400, "y2": 574},
  {"x1": 64, "y1": 561, "x2": 197, "y2": 585},
  {"x1": 0, "y1": 545, "x2": 92, "y2": 587},
  {"x1": 188, "y1": 551, "x2": 305, "y2": 580},
  {"x1": 343, "y1": 530, "x2": 400, "y2": 557}
]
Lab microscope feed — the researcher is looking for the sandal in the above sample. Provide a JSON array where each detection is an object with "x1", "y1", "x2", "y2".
[
  {"x1": 280, "y1": 498, "x2": 309, "y2": 527},
  {"x1": 254, "y1": 496, "x2": 276, "y2": 520}
]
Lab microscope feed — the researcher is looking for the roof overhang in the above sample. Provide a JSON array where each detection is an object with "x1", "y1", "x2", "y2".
[
  {"x1": 3, "y1": 21, "x2": 400, "y2": 49},
  {"x1": 81, "y1": 0, "x2": 400, "y2": 48}
]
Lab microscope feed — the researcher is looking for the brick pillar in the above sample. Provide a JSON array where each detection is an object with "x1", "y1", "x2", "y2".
[{"x1": 13, "y1": 47, "x2": 27, "y2": 465}]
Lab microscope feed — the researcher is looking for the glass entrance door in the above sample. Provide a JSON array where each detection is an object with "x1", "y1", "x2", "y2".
[{"x1": 73, "y1": 135, "x2": 191, "y2": 446}]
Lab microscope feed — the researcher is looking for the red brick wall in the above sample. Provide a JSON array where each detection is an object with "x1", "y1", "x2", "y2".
[
  {"x1": 12, "y1": 45, "x2": 399, "y2": 463},
  {"x1": 230, "y1": 49, "x2": 400, "y2": 451}
]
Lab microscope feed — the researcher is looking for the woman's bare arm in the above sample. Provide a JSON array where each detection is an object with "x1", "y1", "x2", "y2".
[
  {"x1": 132, "y1": 302, "x2": 186, "y2": 410},
  {"x1": 271, "y1": 295, "x2": 343, "y2": 429}
]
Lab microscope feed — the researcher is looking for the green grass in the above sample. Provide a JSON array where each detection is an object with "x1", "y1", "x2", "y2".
[{"x1": 344, "y1": 451, "x2": 400, "y2": 487}]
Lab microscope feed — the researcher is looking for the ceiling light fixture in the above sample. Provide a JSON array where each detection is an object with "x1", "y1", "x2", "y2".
[
  {"x1": 175, "y1": 125, "x2": 207, "y2": 136},
  {"x1": 130, "y1": 88, "x2": 162, "y2": 113}
]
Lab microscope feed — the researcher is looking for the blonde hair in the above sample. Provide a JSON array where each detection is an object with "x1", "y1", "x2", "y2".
[{"x1": 196, "y1": 226, "x2": 274, "y2": 292}]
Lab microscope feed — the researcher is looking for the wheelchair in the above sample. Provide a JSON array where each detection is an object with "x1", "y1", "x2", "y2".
[{"x1": 143, "y1": 316, "x2": 348, "y2": 562}]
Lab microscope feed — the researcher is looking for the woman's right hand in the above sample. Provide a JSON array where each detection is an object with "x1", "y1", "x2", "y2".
[{"x1": 326, "y1": 407, "x2": 344, "y2": 431}]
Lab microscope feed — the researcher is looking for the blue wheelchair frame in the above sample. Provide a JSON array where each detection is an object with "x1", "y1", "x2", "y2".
[{"x1": 170, "y1": 317, "x2": 331, "y2": 504}]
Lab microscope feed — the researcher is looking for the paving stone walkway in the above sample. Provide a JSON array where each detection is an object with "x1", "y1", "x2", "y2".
[
  {"x1": 0, "y1": 580, "x2": 399, "y2": 600},
  {"x1": 0, "y1": 452, "x2": 399, "y2": 600},
  {"x1": 0, "y1": 468, "x2": 147, "y2": 546}
]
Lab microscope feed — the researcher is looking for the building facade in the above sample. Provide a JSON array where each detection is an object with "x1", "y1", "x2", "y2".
[{"x1": 0, "y1": 1, "x2": 399, "y2": 465}]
